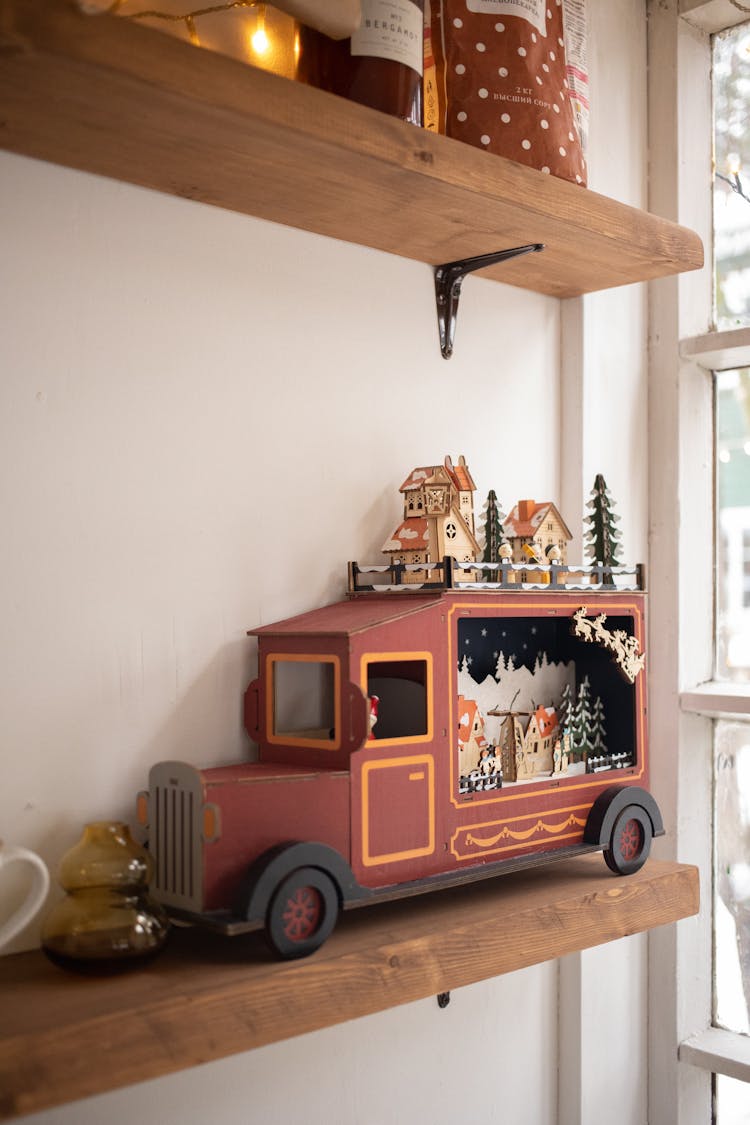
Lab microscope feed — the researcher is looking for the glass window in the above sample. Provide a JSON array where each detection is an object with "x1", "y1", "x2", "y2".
[
  {"x1": 715, "y1": 720, "x2": 750, "y2": 1037},
  {"x1": 717, "y1": 368, "x2": 750, "y2": 678},
  {"x1": 712, "y1": 32, "x2": 750, "y2": 1110},
  {"x1": 716, "y1": 1074, "x2": 750, "y2": 1123},
  {"x1": 714, "y1": 23, "x2": 750, "y2": 330}
]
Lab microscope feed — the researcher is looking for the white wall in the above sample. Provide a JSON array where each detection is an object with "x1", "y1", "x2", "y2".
[{"x1": 0, "y1": 2, "x2": 650, "y2": 1121}]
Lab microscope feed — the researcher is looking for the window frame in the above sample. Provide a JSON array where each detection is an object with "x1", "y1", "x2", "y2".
[
  {"x1": 678, "y1": 331, "x2": 750, "y2": 1087},
  {"x1": 360, "y1": 651, "x2": 434, "y2": 747},
  {"x1": 265, "y1": 652, "x2": 341, "y2": 750},
  {"x1": 646, "y1": 3, "x2": 719, "y2": 1122},
  {"x1": 648, "y1": 4, "x2": 750, "y2": 1115}
]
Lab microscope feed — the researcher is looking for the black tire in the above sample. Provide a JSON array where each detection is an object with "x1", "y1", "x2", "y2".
[
  {"x1": 265, "y1": 866, "x2": 339, "y2": 959},
  {"x1": 603, "y1": 804, "x2": 653, "y2": 875}
]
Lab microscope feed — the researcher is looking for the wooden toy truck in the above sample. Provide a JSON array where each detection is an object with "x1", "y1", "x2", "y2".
[{"x1": 136, "y1": 558, "x2": 661, "y2": 958}]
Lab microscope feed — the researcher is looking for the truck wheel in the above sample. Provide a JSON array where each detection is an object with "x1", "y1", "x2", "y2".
[
  {"x1": 266, "y1": 867, "x2": 339, "y2": 959},
  {"x1": 603, "y1": 805, "x2": 653, "y2": 876}
]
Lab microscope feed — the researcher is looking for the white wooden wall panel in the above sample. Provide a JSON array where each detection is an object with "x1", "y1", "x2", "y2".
[{"x1": 558, "y1": 5, "x2": 650, "y2": 1124}]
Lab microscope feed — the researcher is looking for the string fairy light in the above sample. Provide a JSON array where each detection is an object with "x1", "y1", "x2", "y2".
[
  {"x1": 96, "y1": 0, "x2": 266, "y2": 49},
  {"x1": 716, "y1": 153, "x2": 750, "y2": 206}
]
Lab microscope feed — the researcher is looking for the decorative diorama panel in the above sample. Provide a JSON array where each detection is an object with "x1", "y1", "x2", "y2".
[{"x1": 448, "y1": 597, "x2": 646, "y2": 805}]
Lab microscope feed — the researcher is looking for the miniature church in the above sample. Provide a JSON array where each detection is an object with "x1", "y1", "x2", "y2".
[{"x1": 382, "y1": 455, "x2": 480, "y2": 580}]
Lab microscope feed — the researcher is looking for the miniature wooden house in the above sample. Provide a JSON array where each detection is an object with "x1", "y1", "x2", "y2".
[
  {"x1": 382, "y1": 455, "x2": 481, "y2": 581},
  {"x1": 515, "y1": 705, "x2": 560, "y2": 779},
  {"x1": 503, "y1": 500, "x2": 573, "y2": 579},
  {"x1": 492, "y1": 711, "x2": 528, "y2": 782},
  {"x1": 492, "y1": 705, "x2": 563, "y2": 781},
  {"x1": 457, "y1": 695, "x2": 489, "y2": 775}
]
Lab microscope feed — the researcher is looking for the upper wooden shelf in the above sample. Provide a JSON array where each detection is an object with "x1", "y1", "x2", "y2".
[
  {"x1": 0, "y1": 0, "x2": 703, "y2": 298},
  {"x1": 0, "y1": 855, "x2": 698, "y2": 1120}
]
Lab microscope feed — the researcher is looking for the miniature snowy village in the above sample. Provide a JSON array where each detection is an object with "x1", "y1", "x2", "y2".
[
  {"x1": 455, "y1": 635, "x2": 629, "y2": 795},
  {"x1": 352, "y1": 455, "x2": 641, "y2": 592},
  {"x1": 355, "y1": 454, "x2": 645, "y2": 796}
]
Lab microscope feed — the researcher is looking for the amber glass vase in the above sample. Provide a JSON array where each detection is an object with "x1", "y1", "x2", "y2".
[
  {"x1": 297, "y1": 0, "x2": 424, "y2": 125},
  {"x1": 41, "y1": 821, "x2": 169, "y2": 974}
]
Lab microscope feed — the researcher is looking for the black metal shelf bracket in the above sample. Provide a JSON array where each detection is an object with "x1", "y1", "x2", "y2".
[{"x1": 434, "y1": 243, "x2": 545, "y2": 359}]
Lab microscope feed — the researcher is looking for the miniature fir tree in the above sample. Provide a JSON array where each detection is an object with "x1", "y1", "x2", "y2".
[
  {"x1": 481, "y1": 489, "x2": 508, "y2": 578},
  {"x1": 584, "y1": 474, "x2": 623, "y2": 585},
  {"x1": 571, "y1": 675, "x2": 594, "y2": 763},
  {"x1": 559, "y1": 681, "x2": 575, "y2": 737},
  {"x1": 589, "y1": 695, "x2": 608, "y2": 760}
]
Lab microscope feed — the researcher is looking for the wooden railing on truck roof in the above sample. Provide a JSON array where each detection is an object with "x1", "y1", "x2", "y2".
[{"x1": 347, "y1": 558, "x2": 646, "y2": 595}]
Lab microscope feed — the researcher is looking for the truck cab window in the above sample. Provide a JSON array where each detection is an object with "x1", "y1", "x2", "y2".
[
  {"x1": 272, "y1": 657, "x2": 336, "y2": 743},
  {"x1": 366, "y1": 659, "x2": 429, "y2": 740}
]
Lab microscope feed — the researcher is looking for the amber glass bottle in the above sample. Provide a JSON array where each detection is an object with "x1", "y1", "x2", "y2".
[
  {"x1": 41, "y1": 821, "x2": 169, "y2": 974},
  {"x1": 297, "y1": 0, "x2": 424, "y2": 126}
]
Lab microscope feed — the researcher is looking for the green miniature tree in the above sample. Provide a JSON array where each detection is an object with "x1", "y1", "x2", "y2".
[
  {"x1": 589, "y1": 695, "x2": 608, "y2": 762},
  {"x1": 481, "y1": 489, "x2": 507, "y2": 579},
  {"x1": 584, "y1": 474, "x2": 622, "y2": 585}
]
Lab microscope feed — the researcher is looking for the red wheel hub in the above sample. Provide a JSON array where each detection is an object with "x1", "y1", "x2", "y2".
[
  {"x1": 282, "y1": 886, "x2": 323, "y2": 942},
  {"x1": 619, "y1": 818, "x2": 642, "y2": 861}
]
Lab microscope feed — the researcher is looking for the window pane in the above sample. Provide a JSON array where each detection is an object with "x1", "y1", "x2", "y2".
[
  {"x1": 717, "y1": 1074, "x2": 750, "y2": 1124},
  {"x1": 714, "y1": 22, "x2": 750, "y2": 330},
  {"x1": 717, "y1": 369, "x2": 750, "y2": 679},
  {"x1": 715, "y1": 720, "x2": 750, "y2": 1036}
]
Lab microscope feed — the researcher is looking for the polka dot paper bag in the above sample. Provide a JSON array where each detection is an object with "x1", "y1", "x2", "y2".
[{"x1": 425, "y1": 0, "x2": 588, "y2": 186}]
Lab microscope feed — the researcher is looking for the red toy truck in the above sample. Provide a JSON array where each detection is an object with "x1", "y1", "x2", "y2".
[{"x1": 137, "y1": 559, "x2": 661, "y2": 958}]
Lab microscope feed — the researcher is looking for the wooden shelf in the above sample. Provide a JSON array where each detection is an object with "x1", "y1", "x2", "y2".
[
  {"x1": 0, "y1": 855, "x2": 698, "y2": 1119},
  {"x1": 0, "y1": 0, "x2": 703, "y2": 299}
]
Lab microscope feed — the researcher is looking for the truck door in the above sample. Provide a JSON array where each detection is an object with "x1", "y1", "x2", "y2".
[
  {"x1": 358, "y1": 653, "x2": 436, "y2": 869},
  {"x1": 362, "y1": 755, "x2": 435, "y2": 865}
]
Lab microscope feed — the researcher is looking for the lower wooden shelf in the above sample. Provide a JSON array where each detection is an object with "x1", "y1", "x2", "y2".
[{"x1": 0, "y1": 854, "x2": 698, "y2": 1120}]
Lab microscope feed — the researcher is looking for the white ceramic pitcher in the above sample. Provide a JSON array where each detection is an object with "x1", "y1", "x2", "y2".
[{"x1": 0, "y1": 841, "x2": 50, "y2": 950}]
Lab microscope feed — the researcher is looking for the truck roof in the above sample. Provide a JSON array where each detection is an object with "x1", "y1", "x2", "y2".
[{"x1": 249, "y1": 594, "x2": 443, "y2": 638}]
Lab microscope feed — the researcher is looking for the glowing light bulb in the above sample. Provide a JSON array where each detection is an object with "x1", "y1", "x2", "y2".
[
  {"x1": 720, "y1": 449, "x2": 731, "y2": 464},
  {"x1": 251, "y1": 4, "x2": 269, "y2": 55},
  {"x1": 252, "y1": 26, "x2": 270, "y2": 53},
  {"x1": 728, "y1": 152, "x2": 742, "y2": 176}
]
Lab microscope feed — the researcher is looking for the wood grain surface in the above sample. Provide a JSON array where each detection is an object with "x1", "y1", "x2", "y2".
[
  {"x1": 0, "y1": 855, "x2": 698, "y2": 1119},
  {"x1": 0, "y1": 0, "x2": 703, "y2": 298}
]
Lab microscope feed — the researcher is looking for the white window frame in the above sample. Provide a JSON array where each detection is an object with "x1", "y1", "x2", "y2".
[
  {"x1": 649, "y1": 3, "x2": 750, "y2": 1120},
  {"x1": 678, "y1": 336, "x2": 750, "y2": 1087}
]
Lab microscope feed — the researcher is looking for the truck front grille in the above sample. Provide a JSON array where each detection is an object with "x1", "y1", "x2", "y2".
[{"x1": 149, "y1": 761, "x2": 203, "y2": 912}]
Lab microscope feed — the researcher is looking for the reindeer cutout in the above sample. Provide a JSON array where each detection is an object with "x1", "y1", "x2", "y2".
[{"x1": 571, "y1": 606, "x2": 645, "y2": 684}]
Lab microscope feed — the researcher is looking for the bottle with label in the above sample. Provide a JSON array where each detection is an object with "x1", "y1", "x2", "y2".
[{"x1": 297, "y1": 0, "x2": 424, "y2": 126}]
